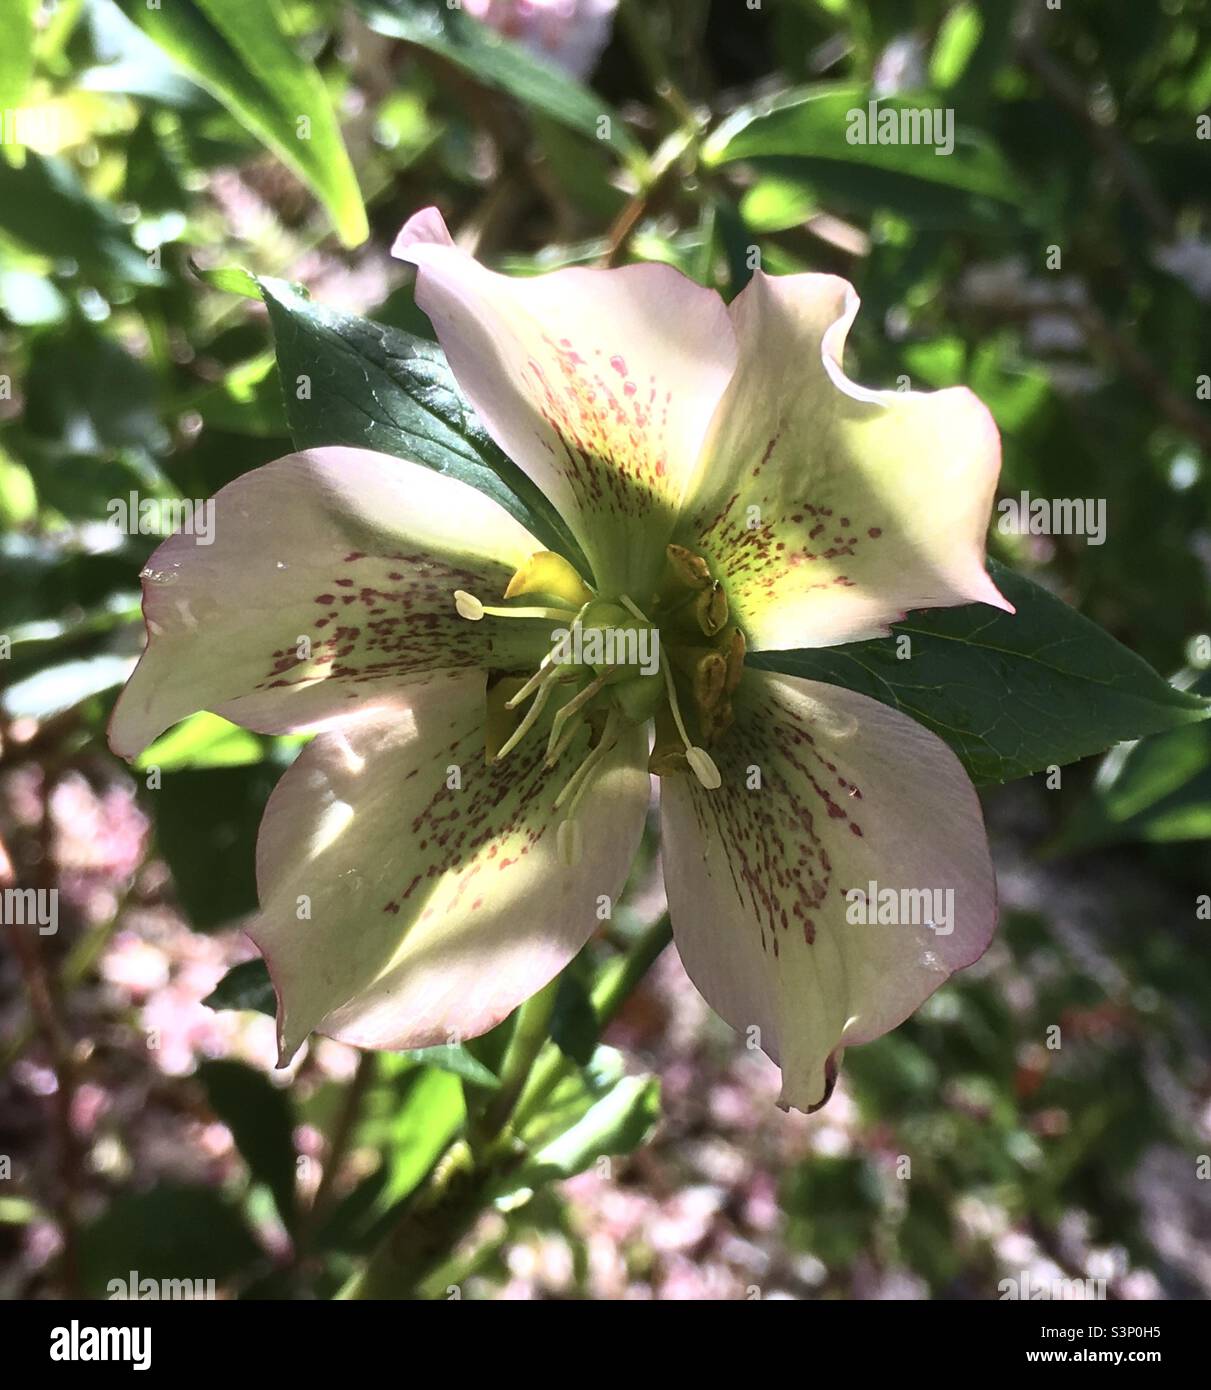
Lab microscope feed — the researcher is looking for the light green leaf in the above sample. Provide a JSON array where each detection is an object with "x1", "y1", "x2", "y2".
[
  {"x1": 317, "y1": 1063, "x2": 465, "y2": 1246},
  {"x1": 0, "y1": 0, "x2": 36, "y2": 123},
  {"x1": 2, "y1": 654, "x2": 133, "y2": 721},
  {"x1": 137, "y1": 712, "x2": 265, "y2": 771},
  {"x1": 497, "y1": 1046, "x2": 660, "y2": 1200},
  {"x1": 703, "y1": 84, "x2": 1023, "y2": 207},
  {"x1": 1053, "y1": 676, "x2": 1211, "y2": 850},
  {"x1": 192, "y1": 261, "x2": 261, "y2": 299},
  {"x1": 399, "y1": 1045, "x2": 501, "y2": 1090},
  {"x1": 740, "y1": 175, "x2": 817, "y2": 232},
  {"x1": 930, "y1": 2, "x2": 983, "y2": 89},
  {"x1": 126, "y1": 0, "x2": 367, "y2": 245},
  {"x1": 521, "y1": 1074, "x2": 659, "y2": 1184}
]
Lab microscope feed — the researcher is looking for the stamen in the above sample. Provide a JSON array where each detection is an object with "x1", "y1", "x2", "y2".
[
  {"x1": 483, "y1": 604, "x2": 579, "y2": 621},
  {"x1": 662, "y1": 663, "x2": 722, "y2": 790},
  {"x1": 554, "y1": 714, "x2": 620, "y2": 868},
  {"x1": 694, "y1": 582, "x2": 728, "y2": 636},
  {"x1": 452, "y1": 589, "x2": 578, "y2": 623},
  {"x1": 504, "y1": 652, "x2": 559, "y2": 710},
  {"x1": 554, "y1": 711, "x2": 619, "y2": 811},
  {"x1": 545, "y1": 713, "x2": 586, "y2": 768},
  {"x1": 494, "y1": 674, "x2": 557, "y2": 761},
  {"x1": 504, "y1": 601, "x2": 593, "y2": 709},
  {"x1": 545, "y1": 670, "x2": 614, "y2": 762}
]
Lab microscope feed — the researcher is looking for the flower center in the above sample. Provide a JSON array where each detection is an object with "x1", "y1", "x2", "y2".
[{"x1": 452, "y1": 545, "x2": 745, "y2": 863}]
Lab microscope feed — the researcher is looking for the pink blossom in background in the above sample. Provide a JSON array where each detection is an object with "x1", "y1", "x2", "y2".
[{"x1": 464, "y1": 0, "x2": 618, "y2": 79}]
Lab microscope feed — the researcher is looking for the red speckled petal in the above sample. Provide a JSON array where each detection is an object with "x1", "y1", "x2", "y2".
[
  {"x1": 250, "y1": 669, "x2": 650, "y2": 1061},
  {"x1": 108, "y1": 447, "x2": 540, "y2": 759},
  {"x1": 393, "y1": 207, "x2": 737, "y2": 594},
  {"x1": 678, "y1": 271, "x2": 1011, "y2": 649},
  {"x1": 661, "y1": 669, "x2": 997, "y2": 1112}
]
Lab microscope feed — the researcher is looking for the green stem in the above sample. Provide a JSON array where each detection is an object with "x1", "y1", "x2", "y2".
[
  {"x1": 473, "y1": 976, "x2": 560, "y2": 1148},
  {"x1": 618, "y1": 0, "x2": 698, "y2": 129},
  {"x1": 512, "y1": 915, "x2": 671, "y2": 1131},
  {"x1": 341, "y1": 915, "x2": 672, "y2": 1299},
  {"x1": 336, "y1": 1140, "x2": 479, "y2": 1301},
  {"x1": 299, "y1": 1051, "x2": 376, "y2": 1252}
]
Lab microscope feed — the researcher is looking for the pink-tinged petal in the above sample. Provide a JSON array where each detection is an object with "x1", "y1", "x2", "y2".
[
  {"x1": 250, "y1": 669, "x2": 649, "y2": 1061},
  {"x1": 661, "y1": 670, "x2": 997, "y2": 1111},
  {"x1": 109, "y1": 447, "x2": 539, "y2": 759},
  {"x1": 393, "y1": 207, "x2": 737, "y2": 593},
  {"x1": 678, "y1": 271, "x2": 1011, "y2": 649}
]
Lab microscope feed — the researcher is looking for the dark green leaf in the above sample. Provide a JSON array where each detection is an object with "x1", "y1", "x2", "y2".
[
  {"x1": 703, "y1": 83, "x2": 1026, "y2": 230},
  {"x1": 750, "y1": 562, "x2": 1210, "y2": 785},
  {"x1": 151, "y1": 764, "x2": 280, "y2": 928},
  {"x1": 204, "y1": 958, "x2": 277, "y2": 1016},
  {"x1": 259, "y1": 276, "x2": 587, "y2": 570},
  {"x1": 0, "y1": 154, "x2": 163, "y2": 286},
  {"x1": 79, "y1": 1184, "x2": 262, "y2": 1295},
  {"x1": 198, "y1": 1059, "x2": 298, "y2": 1230},
  {"x1": 780, "y1": 1155, "x2": 882, "y2": 1266},
  {"x1": 549, "y1": 972, "x2": 597, "y2": 1067},
  {"x1": 25, "y1": 331, "x2": 165, "y2": 455}
]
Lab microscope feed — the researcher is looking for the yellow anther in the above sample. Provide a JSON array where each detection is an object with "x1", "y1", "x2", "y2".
[
  {"x1": 694, "y1": 582, "x2": 728, "y2": 637},
  {"x1": 454, "y1": 590, "x2": 484, "y2": 620},
  {"x1": 723, "y1": 627, "x2": 746, "y2": 693},
  {"x1": 664, "y1": 543, "x2": 713, "y2": 593},
  {"x1": 686, "y1": 746, "x2": 722, "y2": 790}
]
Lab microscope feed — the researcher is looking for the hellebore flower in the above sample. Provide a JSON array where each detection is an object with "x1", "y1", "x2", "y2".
[{"x1": 109, "y1": 207, "x2": 1011, "y2": 1111}]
